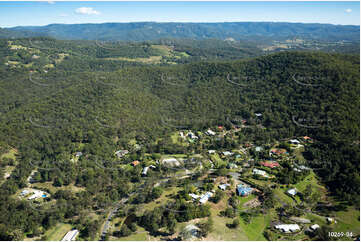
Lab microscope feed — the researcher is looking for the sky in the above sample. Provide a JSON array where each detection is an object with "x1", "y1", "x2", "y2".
[{"x1": 0, "y1": 1, "x2": 359, "y2": 28}]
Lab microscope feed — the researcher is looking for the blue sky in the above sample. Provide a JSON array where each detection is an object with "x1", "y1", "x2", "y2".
[{"x1": 0, "y1": 1, "x2": 359, "y2": 27}]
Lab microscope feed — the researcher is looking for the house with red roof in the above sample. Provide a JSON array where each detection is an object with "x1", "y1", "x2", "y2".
[{"x1": 260, "y1": 161, "x2": 280, "y2": 168}]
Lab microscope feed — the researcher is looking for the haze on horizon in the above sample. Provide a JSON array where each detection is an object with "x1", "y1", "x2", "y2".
[{"x1": 0, "y1": 1, "x2": 359, "y2": 28}]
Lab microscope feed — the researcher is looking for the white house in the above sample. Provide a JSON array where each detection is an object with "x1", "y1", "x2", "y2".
[
  {"x1": 310, "y1": 224, "x2": 320, "y2": 231},
  {"x1": 199, "y1": 192, "x2": 213, "y2": 204},
  {"x1": 189, "y1": 193, "x2": 200, "y2": 200},
  {"x1": 253, "y1": 168, "x2": 268, "y2": 177},
  {"x1": 162, "y1": 158, "x2": 181, "y2": 167},
  {"x1": 275, "y1": 224, "x2": 300, "y2": 233},
  {"x1": 222, "y1": 151, "x2": 233, "y2": 156},
  {"x1": 20, "y1": 190, "x2": 30, "y2": 196},
  {"x1": 62, "y1": 229, "x2": 79, "y2": 241},
  {"x1": 287, "y1": 188, "x2": 297, "y2": 196},
  {"x1": 115, "y1": 149, "x2": 129, "y2": 158},
  {"x1": 289, "y1": 139, "x2": 300, "y2": 144},
  {"x1": 218, "y1": 184, "x2": 230, "y2": 190},
  {"x1": 142, "y1": 165, "x2": 156, "y2": 175},
  {"x1": 206, "y1": 129, "x2": 216, "y2": 136},
  {"x1": 208, "y1": 150, "x2": 216, "y2": 154},
  {"x1": 28, "y1": 189, "x2": 47, "y2": 200}
]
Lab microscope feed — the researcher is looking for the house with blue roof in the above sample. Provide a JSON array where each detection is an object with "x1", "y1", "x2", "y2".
[{"x1": 236, "y1": 184, "x2": 253, "y2": 196}]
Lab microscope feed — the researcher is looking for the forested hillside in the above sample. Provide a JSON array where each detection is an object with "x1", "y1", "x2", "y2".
[{"x1": 0, "y1": 37, "x2": 359, "y2": 240}]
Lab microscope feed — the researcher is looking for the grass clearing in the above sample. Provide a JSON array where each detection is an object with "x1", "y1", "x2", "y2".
[
  {"x1": 238, "y1": 213, "x2": 270, "y2": 240},
  {"x1": 294, "y1": 171, "x2": 325, "y2": 192},
  {"x1": 44, "y1": 223, "x2": 73, "y2": 241}
]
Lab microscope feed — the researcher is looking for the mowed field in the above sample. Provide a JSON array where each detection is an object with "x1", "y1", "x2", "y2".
[{"x1": 44, "y1": 223, "x2": 73, "y2": 241}]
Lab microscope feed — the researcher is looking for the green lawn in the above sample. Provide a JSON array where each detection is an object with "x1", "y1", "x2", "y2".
[
  {"x1": 237, "y1": 194, "x2": 257, "y2": 208},
  {"x1": 294, "y1": 171, "x2": 325, "y2": 193},
  {"x1": 238, "y1": 213, "x2": 270, "y2": 240},
  {"x1": 273, "y1": 188, "x2": 296, "y2": 206},
  {"x1": 1, "y1": 148, "x2": 17, "y2": 160},
  {"x1": 110, "y1": 226, "x2": 149, "y2": 241},
  {"x1": 44, "y1": 223, "x2": 73, "y2": 241},
  {"x1": 333, "y1": 207, "x2": 360, "y2": 236}
]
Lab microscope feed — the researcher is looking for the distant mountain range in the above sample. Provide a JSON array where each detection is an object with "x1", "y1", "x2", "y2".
[{"x1": 1, "y1": 22, "x2": 359, "y2": 42}]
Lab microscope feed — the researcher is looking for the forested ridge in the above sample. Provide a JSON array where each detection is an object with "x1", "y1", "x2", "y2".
[
  {"x1": 5, "y1": 22, "x2": 360, "y2": 42},
  {"x1": 0, "y1": 37, "x2": 359, "y2": 240}
]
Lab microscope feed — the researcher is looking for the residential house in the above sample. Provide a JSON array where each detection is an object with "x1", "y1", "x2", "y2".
[
  {"x1": 131, "y1": 160, "x2": 140, "y2": 167},
  {"x1": 287, "y1": 188, "x2": 297, "y2": 196},
  {"x1": 208, "y1": 150, "x2": 216, "y2": 154},
  {"x1": 327, "y1": 217, "x2": 337, "y2": 224},
  {"x1": 252, "y1": 168, "x2": 268, "y2": 178},
  {"x1": 199, "y1": 192, "x2": 213, "y2": 204},
  {"x1": 62, "y1": 229, "x2": 79, "y2": 241},
  {"x1": 222, "y1": 151, "x2": 233, "y2": 156},
  {"x1": 28, "y1": 189, "x2": 47, "y2": 200},
  {"x1": 218, "y1": 184, "x2": 230, "y2": 190},
  {"x1": 255, "y1": 113, "x2": 262, "y2": 117},
  {"x1": 270, "y1": 148, "x2": 287, "y2": 156},
  {"x1": 206, "y1": 129, "x2": 216, "y2": 136},
  {"x1": 260, "y1": 161, "x2": 280, "y2": 168},
  {"x1": 236, "y1": 184, "x2": 253, "y2": 196},
  {"x1": 274, "y1": 224, "x2": 300, "y2": 233},
  {"x1": 189, "y1": 193, "x2": 200, "y2": 200},
  {"x1": 310, "y1": 224, "x2": 320, "y2": 231},
  {"x1": 289, "y1": 139, "x2": 300, "y2": 145},
  {"x1": 142, "y1": 165, "x2": 156, "y2": 176},
  {"x1": 162, "y1": 157, "x2": 181, "y2": 167},
  {"x1": 115, "y1": 149, "x2": 129, "y2": 158},
  {"x1": 20, "y1": 190, "x2": 30, "y2": 196}
]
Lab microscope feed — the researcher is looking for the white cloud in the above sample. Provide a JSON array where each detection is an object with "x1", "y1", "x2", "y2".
[
  {"x1": 75, "y1": 7, "x2": 100, "y2": 15},
  {"x1": 60, "y1": 13, "x2": 68, "y2": 17},
  {"x1": 47, "y1": 1, "x2": 55, "y2": 4},
  {"x1": 345, "y1": 9, "x2": 352, "y2": 13}
]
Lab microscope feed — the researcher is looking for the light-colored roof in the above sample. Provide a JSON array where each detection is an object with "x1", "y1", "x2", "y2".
[
  {"x1": 222, "y1": 151, "x2": 233, "y2": 156},
  {"x1": 275, "y1": 224, "x2": 300, "y2": 232},
  {"x1": 310, "y1": 224, "x2": 320, "y2": 231},
  {"x1": 162, "y1": 157, "x2": 181, "y2": 167},
  {"x1": 218, "y1": 184, "x2": 230, "y2": 190},
  {"x1": 289, "y1": 139, "x2": 300, "y2": 144},
  {"x1": 199, "y1": 192, "x2": 213, "y2": 204},
  {"x1": 206, "y1": 129, "x2": 216, "y2": 135},
  {"x1": 189, "y1": 193, "x2": 200, "y2": 199},
  {"x1": 62, "y1": 229, "x2": 79, "y2": 241},
  {"x1": 253, "y1": 168, "x2": 267, "y2": 176},
  {"x1": 287, "y1": 188, "x2": 297, "y2": 196}
]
